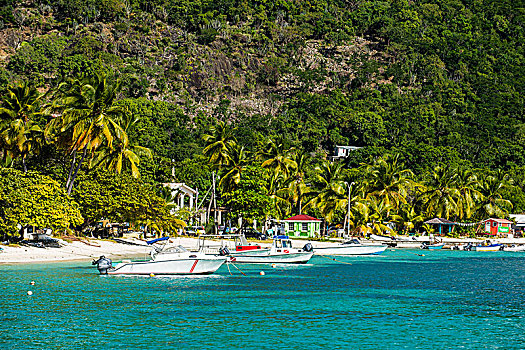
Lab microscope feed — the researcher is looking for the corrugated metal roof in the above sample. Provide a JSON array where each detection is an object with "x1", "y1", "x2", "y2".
[{"x1": 424, "y1": 218, "x2": 455, "y2": 224}]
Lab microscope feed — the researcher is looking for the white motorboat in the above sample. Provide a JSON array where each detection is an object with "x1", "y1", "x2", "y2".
[
  {"x1": 228, "y1": 235, "x2": 313, "y2": 264},
  {"x1": 93, "y1": 237, "x2": 226, "y2": 275},
  {"x1": 314, "y1": 239, "x2": 387, "y2": 255},
  {"x1": 470, "y1": 244, "x2": 502, "y2": 252},
  {"x1": 502, "y1": 244, "x2": 525, "y2": 252}
]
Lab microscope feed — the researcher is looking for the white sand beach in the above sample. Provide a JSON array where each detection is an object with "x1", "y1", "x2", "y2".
[
  {"x1": 1, "y1": 235, "x2": 524, "y2": 264},
  {"x1": 0, "y1": 236, "x2": 346, "y2": 264}
]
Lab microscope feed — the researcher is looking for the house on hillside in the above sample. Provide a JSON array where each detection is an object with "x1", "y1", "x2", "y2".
[
  {"x1": 281, "y1": 215, "x2": 321, "y2": 238},
  {"x1": 333, "y1": 145, "x2": 362, "y2": 159}
]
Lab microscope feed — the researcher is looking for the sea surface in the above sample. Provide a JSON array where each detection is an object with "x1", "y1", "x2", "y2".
[{"x1": 1, "y1": 249, "x2": 524, "y2": 349}]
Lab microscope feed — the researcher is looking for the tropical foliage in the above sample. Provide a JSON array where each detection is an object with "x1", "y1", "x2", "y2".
[{"x1": 0, "y1": 0, "x2": 524, "y2": 238}]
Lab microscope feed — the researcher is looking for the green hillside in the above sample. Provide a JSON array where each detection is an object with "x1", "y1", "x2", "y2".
[{"x1": 0, "y1": 0, "x2": 524, "y2": 236}]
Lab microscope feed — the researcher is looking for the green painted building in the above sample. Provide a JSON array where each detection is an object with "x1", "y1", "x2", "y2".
[{"x1": 282, "y1": 215, "x2": 322, "y2": 238}]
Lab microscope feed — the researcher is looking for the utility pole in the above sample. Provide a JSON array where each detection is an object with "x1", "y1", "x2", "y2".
[
  {"x1": 212, "y1": 171, "x2": 217, "y2": 234},
  {"x1": 346, "y1": 182, "x2": 355, "y2": 238}
]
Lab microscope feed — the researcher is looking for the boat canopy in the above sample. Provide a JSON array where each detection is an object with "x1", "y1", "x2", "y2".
[{"x1": 147, "y1": 236, "x2": 170, "y2": 245}]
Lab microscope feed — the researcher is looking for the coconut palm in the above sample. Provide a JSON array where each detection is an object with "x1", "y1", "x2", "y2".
[
  {"x1": 305, "y1": 159, "x2": 347, "y2": 224},
  {"x1": 46, "y1": 72, "x2": 126, "y2": 194},
  {"x1": 202, "y1": 121, "x2": 237, "y2": 168},
  {"x1": 282, "y1": 150, "x2": 310, "y2": 215},
  {"x1": 420, "y1": 166, "x2": 460, "y2": 219},
  {"x1": 392, "y1": 203, "x2": 425, "y2": 235},
  {"x1": 361, "y1": 154, "x2": 415, "y2": 209},
  {"x1": 0, "y1": 82, "x2": 45, "y2": 170},
  {"x1": 0, "y1": 119, "x2": 43, "y2": 172},
  {"x1": 257, "y1": 137, "x2": 297, "y2": 178},
  {"x1": 218, "y1": 143, "x2": 249, "y2": 193},
  {"x1": 474, "y1": 170, "x2": 513, "y2": 219},
  {"x1": 91, "y1": 115, "x2": 152, "y2": 178},
  {"x1": 366, "y1": 196, "x2": 395, "y2": 235},
  {"x1": 0, "y1": 82, "x2": 43, "y2": 124},
  {"x1": 262, "y1": 172, "x2": 290, "y2": 220},
  {"x1": 455, "y1": 168, "x2": 482, "y2": 220}
]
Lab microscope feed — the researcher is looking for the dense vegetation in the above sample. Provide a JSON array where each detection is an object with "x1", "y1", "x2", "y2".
[{"x1": 0, "y1": 0, "x2": 523, "y2": 238}]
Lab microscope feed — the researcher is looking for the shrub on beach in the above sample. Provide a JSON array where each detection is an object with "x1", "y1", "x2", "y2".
[{"x1": 0, "y1": 168, "x2": 83, "y2": 240}]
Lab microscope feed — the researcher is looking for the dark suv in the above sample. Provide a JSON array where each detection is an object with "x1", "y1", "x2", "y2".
[{"x1": 240, "y1": 227, "x2": 267, "y2": 240}]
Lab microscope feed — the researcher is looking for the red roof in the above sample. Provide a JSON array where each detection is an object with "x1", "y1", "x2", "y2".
[{"x1": 284, "y1": 215, "x2": 321, "y2": 222}]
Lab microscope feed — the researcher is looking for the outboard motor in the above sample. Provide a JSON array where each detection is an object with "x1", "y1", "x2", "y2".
[
  {"x1": 92, "y1": 255, "x2": 113, "y2": 274},
  {"x1": 302, "y1": 243, "x2": 313, "y2": 252},
  {"x1": 218, "y1": 247, "x2": 231, "y2": 256}
]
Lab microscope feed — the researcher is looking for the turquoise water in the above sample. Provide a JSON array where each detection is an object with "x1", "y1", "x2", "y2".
[{"x1": 1, "y1": 250, "x2": 524, "y2": 349}]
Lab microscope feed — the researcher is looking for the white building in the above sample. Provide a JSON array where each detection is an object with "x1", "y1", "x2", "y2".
[
  {"x1": 162, "y1": 183, "x2": 198, "y2": 210},
  {"x1": 333, "y1": 145, "x2": 362, "y2": 159}
]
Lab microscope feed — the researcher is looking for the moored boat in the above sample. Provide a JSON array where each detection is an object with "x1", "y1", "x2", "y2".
[
  {"x1": 93, "y1": 237, "x2": 226, "y2": 275},
  {"x1": 420, "y1": 243, "x2": 445, "y2": 250},
  {"x1": 502, "y1": 244, "x2": 525, "y2": 252},
  {"x1": 314, "y1": 239, "x2": 387, "y2": 255},
  {"x1": 228, "y1": 235, "x2": 313, "y2": 264},
  {"x1": 467, "y1": 243, "x2": 502, "y2": 252}
]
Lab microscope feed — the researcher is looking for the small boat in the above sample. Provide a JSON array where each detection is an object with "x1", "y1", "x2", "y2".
[
  {"x1": 503, "y1": 244, "x2": 525, "y2": 252},
  {"x1": 228, "y1": 235, "x2": 313, "y2": 264},
  {"x1": 421, "y1": 243, "x2": 445, "y2": 250},
  {"x1": 314, "y1": 239, "x2": 387, "y2": 255},
  {"x1": 470, "y1": 243, "x2": 502, "y2": 252},
  {"x1": 93, "y1": 237, "x2": 226, "y2": 275}
]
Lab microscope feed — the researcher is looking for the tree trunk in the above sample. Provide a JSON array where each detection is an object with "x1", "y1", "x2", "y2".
[
  {"x1": 22, "y1": 157, "x2": 27, "y2": 173},
  {"x1": 67, "y1": 147, "x2": 87, "y2": 195},
  {"x1": 65, "y1": 150, "x2": 77, "y2": 190}
]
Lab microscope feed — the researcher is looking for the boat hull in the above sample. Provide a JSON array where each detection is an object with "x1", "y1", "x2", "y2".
[
  {"x1": 421, "y1": 244, "x2": 445, "y2": 250},
  {"x1": 230, "y1": 251, "x2": 313, "y2": 264},
  {"x1": 108, "y1": 257, "x2": 226, "y2": 275},
  {"x1": 503, "y1": 245, "x2": 525, "y2": 252},
  {"x1": 314, "y1": 245, "x2": 387, "y2": 255},
  {"x1": 471, "y1": 245, "x2": 501, "y2": 252}
]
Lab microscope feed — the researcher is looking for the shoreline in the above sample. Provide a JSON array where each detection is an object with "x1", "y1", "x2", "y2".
[{"x1": 1, "y1": 235, "x2": 524, "y2": 265}]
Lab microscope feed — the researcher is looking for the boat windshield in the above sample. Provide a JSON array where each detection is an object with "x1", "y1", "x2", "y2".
[
  {"x1": 160, "y1": 245, "x2": 188, "y2": 254},
  {"x1": 342, "y1": 239, "x2": 361, "y2": 245},
  {"x1": 282, "y1": 240, "x2": 293, "y2": 248}
]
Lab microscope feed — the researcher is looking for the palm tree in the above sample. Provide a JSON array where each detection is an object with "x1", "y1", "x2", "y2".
[
  {"x1": 282, "y1": 150, "x2": 310, "y2": 215},
  {"x1": 46, "y1": 72, "x2": 126, "y2": 194},
  {"x1": 257, "y1": 137, "x2": 297, "y2": 178},
  {"x1": 305, "y1": 159, "x2": 347, "y2": 225},
  {"x1": 0, "y1": 82, "x2": 43, "y2": 124},
  {"x1": 218, "y1": 143, "x2": 249, "y2": 193},
  {"x1": 455, "y1": 168, "x2": 482, "y2": 220},
  {"x1": 91, "y1": 114, "x2": 152, "y2": 178},
  {"x1": 361, "y1": 154, "x2": 415, "y2": 210},
  {"x1": 392, "y1": 203, "x2": 425, "y2": 235},
  {"x1": 420, "y1": 166, "x2": 460, "y2": 219},
  {"x1": 0, "y1": 82, "x2": 45, "y2": 171},
  {"x1": 0, "y1": 119, "x2": 43, "y2": 172},
  {"x1": 366, "y1": 196, "x2": 395, "y2": 235},
  {"x1": 261, "y1": 172, "x2": 290, "y2": 223},
  {"x1": 202, "y1": 121, "x2": 237, "y2": 168},
  {"x1": 474, "y1": 170, "x2": 513, "y2": 219}
]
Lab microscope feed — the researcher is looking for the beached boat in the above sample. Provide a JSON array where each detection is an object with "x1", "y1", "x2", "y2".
[
  {"x1": 313, "y1": 239, "x2": 387, "y2": 255},
  {"x1": 93, "y1": 237, "x2": 226, "y2": 275},
  {"x1": 420, "y1": 243, "x2": 445, "y2": 250},
  {"x1": 228, "y1": 235, "x2": 313, "y2": 264}
]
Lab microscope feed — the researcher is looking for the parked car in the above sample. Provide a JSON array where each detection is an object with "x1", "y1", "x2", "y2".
[{"x1": 240, "y1": 227, "x2": 267, "y2": 240}]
